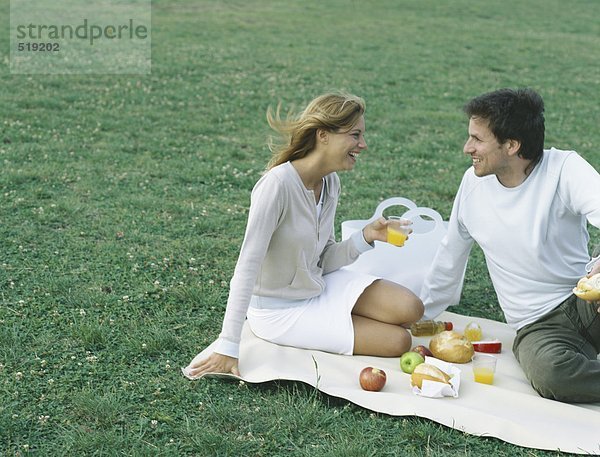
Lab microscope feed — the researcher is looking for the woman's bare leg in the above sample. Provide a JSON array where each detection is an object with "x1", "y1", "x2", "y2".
[
  {"x1": 353, "y1": 279, "x2": 423, "y2": 324},
  {"x1": 351, "y1": 279, "x2": 423, "y2": 356}
]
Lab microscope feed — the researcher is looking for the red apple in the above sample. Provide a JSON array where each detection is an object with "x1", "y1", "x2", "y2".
[
  {"x1": 412, "y1": 345, "x2": 433, "y2": 359},
  {"x1": 359, "y1": 367, "x2": 387, "y2": 392}
]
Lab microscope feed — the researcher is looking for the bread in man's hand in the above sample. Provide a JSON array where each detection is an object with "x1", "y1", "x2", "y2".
[
  {"x1": 429, "y1": 330, "x2": 474, "y2": 364},
  {"x1": 410, "y1": 363, "x2": 451, "y2": 388},
  {"x1": 573, "y1": 273, "x2": 600, "y2": 301}
]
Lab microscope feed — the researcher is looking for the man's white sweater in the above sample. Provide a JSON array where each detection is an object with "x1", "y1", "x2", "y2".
[{"x1": 421, "y1": 148, "x2": 600, "y2": 329}]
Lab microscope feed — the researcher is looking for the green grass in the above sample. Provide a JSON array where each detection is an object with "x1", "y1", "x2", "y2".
[{"x1": 1, "y1": 0, "x2": 599, "y2": 455}]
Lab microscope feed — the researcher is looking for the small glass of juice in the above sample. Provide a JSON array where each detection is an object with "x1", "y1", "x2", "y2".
[
  {"x1": 464, "y1": 322, "x2": 482, "y2": 342},
  {"x1": 386, "y1": 216, "x2": 411, "y2": 247},
  {"x1": 472, "y1": 354, "x2": 497, "y2": 385}
]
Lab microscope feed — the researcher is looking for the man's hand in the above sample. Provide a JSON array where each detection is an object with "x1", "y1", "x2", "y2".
[
  {"x1": 589, "y1": 260, "x2": 600, "y2": 277},
  {"x1": 587, "y1": 261, "x2": 600, "y2": 313}
]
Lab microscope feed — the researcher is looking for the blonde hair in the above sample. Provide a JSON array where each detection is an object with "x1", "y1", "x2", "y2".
[{"x1": 266, "y1": 92, "x2": 366, "y2": 170}]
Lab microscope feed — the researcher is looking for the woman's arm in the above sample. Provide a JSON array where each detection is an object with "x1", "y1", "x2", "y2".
[{"x1": 186, "y1": 173, "x2": 286, "y2": 375}]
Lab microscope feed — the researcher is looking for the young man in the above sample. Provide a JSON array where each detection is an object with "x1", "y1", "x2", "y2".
[{"x1": 421, "y1": 88, "x2": 600, "y2": 402}]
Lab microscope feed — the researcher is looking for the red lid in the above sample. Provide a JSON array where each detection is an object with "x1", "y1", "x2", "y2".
[{"x1": 445, "y1": 322, "x2": 453, "y2": 331}]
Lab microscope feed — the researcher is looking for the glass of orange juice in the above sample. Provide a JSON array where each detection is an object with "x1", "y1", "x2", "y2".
[
  {"x1": 386, "y1": 216, "x2": 411, "y2": 247},
  {"x1": 464, "y1": 322, "x2": 482, "y2": 342},
  {"x1": 472, "y1": 354, "x2": 497, "y2": 385}
]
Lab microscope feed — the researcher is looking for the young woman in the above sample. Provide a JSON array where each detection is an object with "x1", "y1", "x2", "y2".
[{"x1": 185, "y1": 92, "x2": 423, "y2": 378}]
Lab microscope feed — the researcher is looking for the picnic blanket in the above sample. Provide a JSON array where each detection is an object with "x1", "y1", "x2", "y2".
[{"x1": 184, "y1": 311, "x2": 600, "y2": 455}]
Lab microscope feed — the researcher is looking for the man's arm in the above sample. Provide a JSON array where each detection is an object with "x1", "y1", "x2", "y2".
[
  {"x1": 420, "y1": 177, "x2": 474, "y2": 319},
  {"x1": 560, "y1": 154, "x2": 600, "y2": 311}
]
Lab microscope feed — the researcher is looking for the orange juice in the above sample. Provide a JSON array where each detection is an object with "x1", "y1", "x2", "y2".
[
  {"x1": 464, "y1": 322, "x2": 482, "y2": 342},
  {"x1": 473, "y1": 367, "x2": 495, "y2": 385},
  {"x1": 387, "y1": 227, "x2": 408, "y2": 246}
]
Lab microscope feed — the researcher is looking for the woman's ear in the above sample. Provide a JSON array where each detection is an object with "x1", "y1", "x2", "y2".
[{"x1": 316, "y1": 128, "x2": 329, "y2": 144}]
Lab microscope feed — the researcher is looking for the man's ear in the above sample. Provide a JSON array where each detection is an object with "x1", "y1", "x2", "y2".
[
  {"x1": 506, "y1": 138, "x2": 522, "y2": 157},
  {"x1": 316, "y1": 128, "x2": 329, "y2": 144}
]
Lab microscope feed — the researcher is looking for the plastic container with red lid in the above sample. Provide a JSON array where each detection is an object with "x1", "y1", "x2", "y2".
[{"x1": 472, "y1": 340, "x2": 502, "y2": 353}]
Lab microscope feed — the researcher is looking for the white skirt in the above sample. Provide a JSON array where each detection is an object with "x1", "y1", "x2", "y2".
[{"x1": 246, "y1": 268, "x2": 379, "y2": 355}]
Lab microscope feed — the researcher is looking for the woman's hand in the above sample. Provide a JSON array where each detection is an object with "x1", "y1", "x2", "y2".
[
  {"x1": 362, "y1": 217, "x2": 412, "y2": 245},
  {"x1": 186, "y1": 352, "x2": 240, "y2": 379}
]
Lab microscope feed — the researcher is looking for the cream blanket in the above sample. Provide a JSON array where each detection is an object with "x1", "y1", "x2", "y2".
[{"x1": 184, "y1": 311, "x2": 600, "y2": 454}]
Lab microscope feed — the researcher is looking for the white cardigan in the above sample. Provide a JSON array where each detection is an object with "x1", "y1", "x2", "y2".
[{"x1": 215, "y1": 162, "x2": 372, "y2": 357}]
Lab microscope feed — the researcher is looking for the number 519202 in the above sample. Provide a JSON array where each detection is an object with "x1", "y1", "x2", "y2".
[{"x1": 17, "y1": 42, "x2": 60, "y2": 52}]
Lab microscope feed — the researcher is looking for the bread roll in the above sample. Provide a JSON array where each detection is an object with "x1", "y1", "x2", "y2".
[
  {"x1": 410, "y1": 363, "x2": 451, "y2": 388},
  {"x1": 429, "y1": 330, "x2": 474, "y2": 364},
  {"x1": 573, "y1": 273, "x2": 600, "y2": 301}
]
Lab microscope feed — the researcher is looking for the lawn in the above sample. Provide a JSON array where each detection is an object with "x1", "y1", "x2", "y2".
[{"x1": 1, "y1": 0, "x2": 599, "y2": 455}]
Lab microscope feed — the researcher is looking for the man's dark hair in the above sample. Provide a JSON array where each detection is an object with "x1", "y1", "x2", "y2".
[{"x1": 464, "y1": 88, "x2": 545, "y2": 167}]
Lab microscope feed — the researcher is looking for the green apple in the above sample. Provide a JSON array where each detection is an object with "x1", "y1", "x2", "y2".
[{"x1": 400, "y1": 351, "x2": 425, "y2": 374}]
